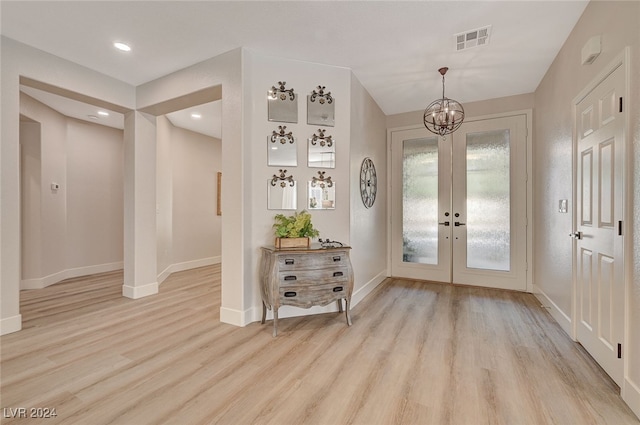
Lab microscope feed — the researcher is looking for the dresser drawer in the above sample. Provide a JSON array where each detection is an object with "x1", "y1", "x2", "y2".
[
  {"x1": 278, "y1": 267, "x2": 348, "y2": 287},
  {"x1": 279, "y1": 282, "x2": 348, "y2": 308},
  {"x1": 276, "y1": 251, "x2": 350, "y2": 271}
]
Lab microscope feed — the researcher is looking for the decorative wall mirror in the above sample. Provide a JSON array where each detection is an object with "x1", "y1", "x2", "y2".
[
  {"x1": 308, "y1": 171, "x2": 335, "y2": 210},
  {"x1": 268, "y1": 126, "x2": 297, "y2": 167},
  {"x1": 308, "y1": 129, "x2": 335, "y2": 168},
  {"x1": 268, "y1": 170, "x2": 297, "y2": 210},
  {"x1": 307, "y1": 85, "x2": 335, "y2": 127},
  {"x1": 268, "y1": 81, "x2": 298, "y2": 123}
]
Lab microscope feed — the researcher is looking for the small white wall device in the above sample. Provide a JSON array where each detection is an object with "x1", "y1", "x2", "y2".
[{"x1": 581, "y1": 35, "x2": 601, "y2": 66}]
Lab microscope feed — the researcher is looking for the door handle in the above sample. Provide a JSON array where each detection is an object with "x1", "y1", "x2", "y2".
[
  {"x1": 569, "y1": 231, "x2": 583, "y2": 240},
  {"x1": 438, "y1": 221, "x2": 450, "y2": 226},
  {"x1": 454, "y1": 221, "x2": 466, "y2": 226}
]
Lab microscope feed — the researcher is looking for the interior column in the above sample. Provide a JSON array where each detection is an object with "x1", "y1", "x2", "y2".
[{"x1": 123, "y1": 111, "x2": 158, "y2": 299}]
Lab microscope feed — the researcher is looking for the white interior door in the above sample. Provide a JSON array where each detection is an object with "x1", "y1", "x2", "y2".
[
  {"x1": 574, "y1": 63, "x2": 625, "y2": 386},
  {"x1": 390, "y1": 114, "x2": 527, "y2": 291}
]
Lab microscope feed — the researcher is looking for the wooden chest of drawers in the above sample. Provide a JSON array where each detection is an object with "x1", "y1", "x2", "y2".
[{"x1": 259, "y1": 245, "x2": 354, "y2": 336}]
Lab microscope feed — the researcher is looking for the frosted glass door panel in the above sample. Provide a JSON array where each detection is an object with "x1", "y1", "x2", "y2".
[
  {"x1": 391, "y1": 127, "x2": 451, "y2": 283},
  {"x1": 403, "y1": 137, "x2": 439, "y2": 265},
  {"x1": 465, "y1": 130, "x2": 511, "y2": 271}
]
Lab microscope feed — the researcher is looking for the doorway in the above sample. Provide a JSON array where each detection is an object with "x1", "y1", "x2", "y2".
[{"x1": 390, "y1": 113, "x2": 528, "y2": 291}]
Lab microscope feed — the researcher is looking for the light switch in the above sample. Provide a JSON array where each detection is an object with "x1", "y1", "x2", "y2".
[{"x1": 559, "y1": 199, "x2": 568, "y2": 213}]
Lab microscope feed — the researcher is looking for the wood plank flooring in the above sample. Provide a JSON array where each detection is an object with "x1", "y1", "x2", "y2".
[{"x1": 1, "y1": 265, "x2": 638, "y2": 424}]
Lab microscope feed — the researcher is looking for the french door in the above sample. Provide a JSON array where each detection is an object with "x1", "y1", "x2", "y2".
[{"x1": 390, "y1": 114, "x2": 528, "y2": 291}]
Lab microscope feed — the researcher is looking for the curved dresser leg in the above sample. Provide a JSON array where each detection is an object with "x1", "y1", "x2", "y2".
[
  {"x1": 337, "y1": 299, "x2": 344, "y2": 313},
  {"x1": 261, "y1": 301, "x2": 267, "y2": 324},
  {"x1": 345, "y1": 298, "x2": 352, "y2": 326}
]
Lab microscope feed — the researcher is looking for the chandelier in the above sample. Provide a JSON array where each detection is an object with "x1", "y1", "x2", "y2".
[{"x1": 423, "y1": 67, "x2": 465, "y2": 137}]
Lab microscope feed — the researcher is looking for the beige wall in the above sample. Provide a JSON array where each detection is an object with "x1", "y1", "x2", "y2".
[
  {"x1": 349, "y1": 72, "x2": 388, "y2": 302},
  {"x1": 387, "y1": 93, "x2": 534, "y2": 129},
  {"x1": 66, "y1": 118, "x2": 124, "y2": 271},
  {"x1": 136, "y1": 48, "x2": 246, "y2": 324},
  {"x1": 19, "y1": 94, "x2": 124, "y2": 288},
  {"x1": 156, "y1": 116, "x2": 222, "y2": 282},
  {"x1": 1, "y1": 37, "x2": 135, "y2": 334},
  {"x1": 19, "y1": 93, "x2": 68, "y2": 282},
  {"x1": 170, "y1": 124, "x2": 222, "y2": 266},
  {"x1": 246, "y1": 51, "x2": 354, "y2": 321},
  {"x1": 19, "y1": 118, "x2": 42, "y2": 279},
  {"x1": 156, "y1": 116, "x2": 174, "y2": 276},
  {"x1": 533, "y1": 0, "x2": 640, "y2": 414}
]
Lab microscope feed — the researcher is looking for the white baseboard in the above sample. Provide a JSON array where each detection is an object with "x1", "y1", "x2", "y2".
[
  {"x1": 21, "y1": 261, "x2": 124, "y2": 290},
  {"x1": 158, "y1": 256, "x2": 221, "y2": 285},
  {"x1": 220, "y1": 306, "x2": 252, "y2": 327},
  {"x1": 623, "y1": 377, "x2": 640, "y2": 420},
  {"x1": 352, "y1": 270, "x2": 388, "y2": 307},
  {"x1": 0, "y1": 314, "x2": 22, "y2": 335},
  {"x1": 533, "y1": 283, "x2": 573, "y2": 339},
  {"x1": 122, "y1": 281, "x2": 158, "y2": 299}
]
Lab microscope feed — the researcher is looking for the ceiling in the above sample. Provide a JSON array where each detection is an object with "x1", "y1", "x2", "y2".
[{"x1": 2, "y1": 1, "x2": 589, "y2": 132}]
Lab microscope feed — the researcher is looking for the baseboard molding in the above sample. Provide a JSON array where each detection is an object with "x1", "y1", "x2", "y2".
[
  {"x1": 0, "y1": 314, "x2": 22, "y2": 335},
  {"x1": 220, "y1": 306, "x2": 252, "y2": 327},
  {"x1": 532, "y1": 283, "x2": 573, "y2": 339},
  {"x1": 158, "y1": 256, "x2": 221, "y2": 285},
  {"x1": 352, "y1": 270, "x2": 388, "y2": 307},
  {"x1": 122, "y1": 281, "x2": 158, "y2": 299},
  {"x1": 623, "y1": 377, "x2": 640, "y2": 420},
  {"x1": 21, "y1": 261, "x2": 124, "y2": 290}
]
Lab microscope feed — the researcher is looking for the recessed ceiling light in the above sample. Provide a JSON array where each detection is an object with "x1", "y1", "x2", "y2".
[
  {"x1": 113, "y1": 42, "x2": 131, "y2": 52},
  {"x1": 98, "y1": 111, "x2": 110, "y2": 117},
  {"x1": 191, "y1": 113, "x2": 202, "y2": 119}
]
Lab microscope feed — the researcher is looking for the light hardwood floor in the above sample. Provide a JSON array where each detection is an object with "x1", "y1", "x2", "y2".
[{"x1": 1, "y1": 264, "x2": 638, "y2": 425}]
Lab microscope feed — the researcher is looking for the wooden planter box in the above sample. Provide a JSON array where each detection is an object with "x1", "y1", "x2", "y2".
[{"x1": 274, "y1": 237, "x2": 310, "y2": 249}]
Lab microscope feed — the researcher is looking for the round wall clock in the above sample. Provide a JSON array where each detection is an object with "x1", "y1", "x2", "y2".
[{"x1": 360, "y1": 157, "x2": 377, "y2": 208}]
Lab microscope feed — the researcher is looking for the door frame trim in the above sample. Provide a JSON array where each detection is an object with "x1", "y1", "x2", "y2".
[
  {"x1": 570, "y1": 47, "x2": 630, "y2": 394},
  {"x1": 386, "y1": 109, "x2": 533, "y2": 291}
]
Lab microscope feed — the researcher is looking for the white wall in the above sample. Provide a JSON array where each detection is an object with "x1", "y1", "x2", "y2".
[
  {"x1": 533, "y1": 0, "x2": 640, "y2": 415},
  {"x1": 349, "y1": 72, "x2": 388, "y2": 303}
]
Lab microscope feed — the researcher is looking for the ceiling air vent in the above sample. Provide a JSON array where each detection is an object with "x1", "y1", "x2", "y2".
[{"x1": 455, "y1": 25, "x2": 491, "y2": 51}]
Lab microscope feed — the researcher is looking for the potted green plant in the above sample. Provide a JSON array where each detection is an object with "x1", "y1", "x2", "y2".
[{"x1": 273, "y1": 210, "x2": 320, "y2": 248}]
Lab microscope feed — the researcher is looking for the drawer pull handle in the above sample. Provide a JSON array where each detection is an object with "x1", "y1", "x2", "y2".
[
  {"x1": 285, "y1": 259, "x2": 295, "y2": 265},
  {"x1": 332, "y1": 286, "x2": 344, "y2": 293},
  {"x1": 284, "y1": 291, "x2": 297, "y2": 297},
  {"x1": 284, "y1": 275, "x2": 297, "y2": 281},
  {"x1": 333, "y1": 271, "x2": 343, "y2": 277},
  {"x1": 332, "y1": 256, "x2": 342, "y2": 262}
]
